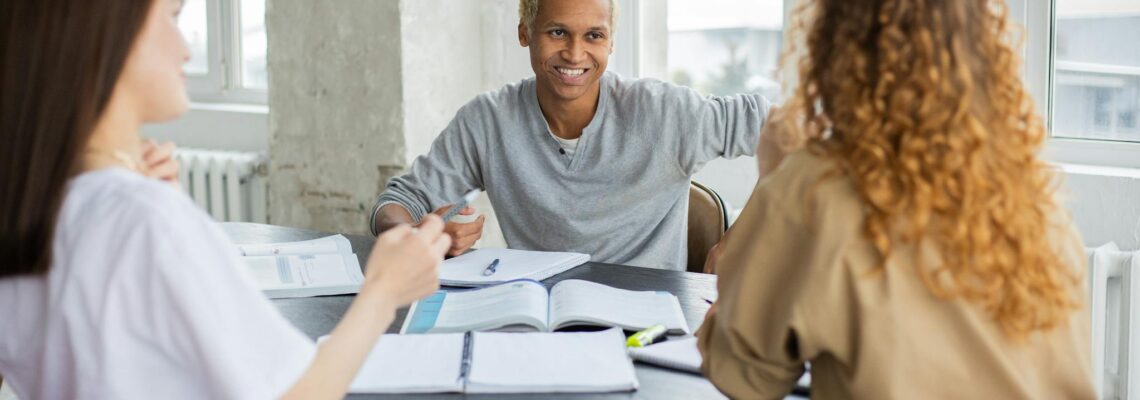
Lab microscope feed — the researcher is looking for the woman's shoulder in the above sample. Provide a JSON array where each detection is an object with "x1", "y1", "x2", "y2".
[
  {"x1": 58, "y1": 168, "x2": 218, "y2": 257},
  {"x1": 756, "y1": 149, "x2": 864, "y2": 226},
  {"x1": 65, "y1": 168, "x2": 201, "y2": 223}
]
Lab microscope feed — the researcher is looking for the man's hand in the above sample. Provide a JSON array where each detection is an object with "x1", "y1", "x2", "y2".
[
  {"x1": 426, "y1": 205, "x2": 485, "y2": 256},
  {"x1": 141, "y1": 139, "x2": 180, "y2": 190}
]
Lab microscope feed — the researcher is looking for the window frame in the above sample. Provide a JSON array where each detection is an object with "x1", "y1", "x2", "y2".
[
  {"x1": 184, "y1": 0, "x2": 267, "y2": 105},
  {"x1": 620, "y1": 0, "x2": 797, "y2": 83},
  {"x1": 625, "y1": 0, "x2": 1140, "y2": 169},
  {"x1": 1021, "y1": 0, "x2": 1140, "y2": 169}
]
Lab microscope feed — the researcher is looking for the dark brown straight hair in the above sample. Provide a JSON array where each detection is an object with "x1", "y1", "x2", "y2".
[{"x1": 1, "y1": 0, "x2": 155, "y2": 278}]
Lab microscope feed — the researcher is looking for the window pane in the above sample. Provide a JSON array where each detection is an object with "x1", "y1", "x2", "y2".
[
  {"x1": 666, "y1": 0, "x2": 783, "y2": 102},
  {"x1": 240, "y1": 0, "x2": 268, "y2": 90},
  {"x1": 1052, "y1": 0, "x2": 1140, "y2": 142},
  {"x1": 179, "y1": 0, "x2": 209, "y2": 75}
]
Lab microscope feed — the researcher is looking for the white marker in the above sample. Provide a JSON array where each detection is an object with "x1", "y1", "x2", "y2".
[{"x1": 439, "y1": 190, "x2": 481, "y2": 223}]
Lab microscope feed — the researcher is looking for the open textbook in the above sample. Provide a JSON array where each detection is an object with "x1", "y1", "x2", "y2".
[
  {"x1": 331, "y1": 329, "x2": 638, "y2": 394},
  {"x1": 440, "y1": 248, "x2": 590, "y2": 287},
  {"x1": 234, "y1": 235, "x2": 364, "y2": 299},
  {"x1": 402, "y1": 279, "x2": 690, "y2": 335}
]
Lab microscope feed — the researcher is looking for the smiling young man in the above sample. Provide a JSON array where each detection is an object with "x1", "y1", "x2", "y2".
[{"x1": 370, "y1": 0, "x2": 772, "y2": 271}]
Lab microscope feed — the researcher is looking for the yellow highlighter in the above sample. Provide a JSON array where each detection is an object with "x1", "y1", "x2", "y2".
[{"x1": 626, "y1": 325, "x2": 667, "y2": 348}]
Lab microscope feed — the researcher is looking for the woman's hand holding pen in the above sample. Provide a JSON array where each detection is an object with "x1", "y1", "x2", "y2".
[
  {"x1": 287, "y1": 216, "x2": 450, "y2": 400},
  {"x1": 362, "y1": 214, "x2": 451, "y2": 310}
]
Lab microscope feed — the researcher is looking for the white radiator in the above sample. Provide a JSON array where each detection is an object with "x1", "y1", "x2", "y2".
[
  {"x1": 1090, "y1": 243, "x2": 1140, "y2": 400},
  {"x1": 174, "y1": 149, "x2": 268, "y2": 223}
]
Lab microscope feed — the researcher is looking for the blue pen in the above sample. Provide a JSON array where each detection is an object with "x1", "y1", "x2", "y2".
[{"x1": 482, "y1": 258, "x2": 500, "y2": 276}]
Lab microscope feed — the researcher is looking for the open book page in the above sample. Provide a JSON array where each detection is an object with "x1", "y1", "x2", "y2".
[
  {"x1": 235, "y1": 235, "x2": 362, "y2": 298},
  {"x1": 465, "y1": 329, "x2": 638, "y2": 394},
  {"x1": 401, "y1": 280, "x2": 550, "y2": 334},
  {"x1": 236, "y1": 234, "x2": 353, "y2": 257},
  {"x1": 548, "y1": 280, "x2": 690, "y2": 334},
  {"x1": 241, "y1": 253, "x2": 363, "y2": 298},
  {"x1": 327, "y1": 333, "x2": 466, "y2": 394}
]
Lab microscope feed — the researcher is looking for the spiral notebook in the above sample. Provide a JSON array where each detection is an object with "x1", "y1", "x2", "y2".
[{"x1": 332, "y1": 329, "x2": 639, "y2": 394}]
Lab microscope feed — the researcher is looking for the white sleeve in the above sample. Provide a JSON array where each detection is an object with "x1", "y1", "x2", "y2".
[{"x1": 141, "y1": 207, "x2": 316, "y2": 399}]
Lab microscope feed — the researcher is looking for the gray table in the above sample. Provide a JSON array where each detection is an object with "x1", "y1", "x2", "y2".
[{"x1": 223, "y1": 223, "x2": 807, "y2": 399}]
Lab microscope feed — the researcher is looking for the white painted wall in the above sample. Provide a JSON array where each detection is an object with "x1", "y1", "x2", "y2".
[
  {"x1": 1062, "y1": 166, "x2": 1140, "y2": 249},
  {"x1": 401, "y1": 0, "x2": 487, "y2": 164},
  {"x1": 479, "y1": 0, "x2": 535, "y2": 91},
  {"x1": 142, "y1": 104, "x2": 268, "y2": 152}
]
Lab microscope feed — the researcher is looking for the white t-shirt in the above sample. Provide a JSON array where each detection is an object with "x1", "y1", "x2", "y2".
[
  {"x1": 0, "y1": 168, "x2": 316, "y2": 399},
  {"x1": 549, "y1": 132, "x2": 580, "y2": 156}
]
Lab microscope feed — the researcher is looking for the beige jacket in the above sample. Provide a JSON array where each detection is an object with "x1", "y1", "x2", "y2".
[{"x1": 697, "y1": 150, "x2": 1095, "y2": 399}]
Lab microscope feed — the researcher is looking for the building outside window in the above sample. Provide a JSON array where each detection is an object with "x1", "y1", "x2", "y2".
[{"x1": 1052, "y1": 0, "x2": 1140, "y2": 143}]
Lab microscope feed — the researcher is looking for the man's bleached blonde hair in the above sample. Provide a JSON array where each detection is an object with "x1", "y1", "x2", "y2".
[{"x1": 519, "y1": 0, "x2": 620, "y2": 35}]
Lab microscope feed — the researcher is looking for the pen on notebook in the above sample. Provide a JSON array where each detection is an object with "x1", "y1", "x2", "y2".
[
  {"x1": 703, "y1": 297, "x2": 714, "y2": 305},
  {"x1": 482, "y1": 258, "x2": 500, "y2": 276},
  {"x1": 439, "y1": 190, "x2": 481, "y2": 223}
]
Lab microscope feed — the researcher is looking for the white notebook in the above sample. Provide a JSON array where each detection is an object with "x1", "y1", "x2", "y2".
[
  {"x1": 628, "y1": 337, "x2": 702, "y2": 374},
  {"x1": 401, "y1": 279, "x2": 690, "y2": 335},
  {"x1": 440, "y1": 248, "x2": 590, "y2": 287},
  {"x1": 629, "y1": 338, "x2": 813, "y2": 391},
  {"x1": 334, "y1": 329, "x2": 639, "y2": 394},
  {"x1": 234, "y1": 235, "x2": 364, "y2": 299}
]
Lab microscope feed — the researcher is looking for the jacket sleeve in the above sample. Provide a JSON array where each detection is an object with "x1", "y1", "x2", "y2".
[
  {"x1": 662, "y1": 83, "x2": 769, "y2": 176},
  {"x1": 696, "y1": 172, "x2": 820, "y2": 399}
]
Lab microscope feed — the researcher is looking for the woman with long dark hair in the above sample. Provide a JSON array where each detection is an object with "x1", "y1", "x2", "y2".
[
  {"x1": 698, "y1": 0, "x2": 1095, "y2": 398},
  {"x1": 0, "y1": 0, "x2": 449, "y2": 398}
]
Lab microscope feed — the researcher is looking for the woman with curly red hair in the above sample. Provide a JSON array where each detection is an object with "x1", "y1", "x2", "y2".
[{"x1": 698, "y1": 0, "x2": 1095, "y2": 398}]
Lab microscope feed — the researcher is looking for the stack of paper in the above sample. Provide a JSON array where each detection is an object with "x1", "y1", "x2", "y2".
[
  {"x1": 235, "y1": 235, "x2": 364, "y2": 299},
  {"x1": 441, "y1": 248, "x2": 590, "y2": 286}
]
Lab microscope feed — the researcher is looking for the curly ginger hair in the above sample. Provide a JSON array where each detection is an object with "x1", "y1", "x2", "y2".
[{"x1": 782, "y1": 0, "x2": 1082, "y2": 339}]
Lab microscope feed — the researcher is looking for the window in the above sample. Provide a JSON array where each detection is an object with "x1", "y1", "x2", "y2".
[
  {"x1": 1051, "y1": 0, "x2": 1140, "y2": 143},
  {"x1": 180, "y1": 0, "x2": 210, "y2": 75},
  {"x1": 620, "y1": 0, "x2": 790, "y2": 213},
  {"x1": 664, "y1": 0, "x2": 783, "y2": 101},
  {"x1": 179, "y1": 0, "x2": 268, "y2": 104},
  {"x1": 239, "y1": 0, "x2": 268, "y2": 91}
]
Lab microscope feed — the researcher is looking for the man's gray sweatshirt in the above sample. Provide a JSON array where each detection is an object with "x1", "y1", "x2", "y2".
[{"x1": 373, "y1": 72, "x2": 768, "y2": 271}]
